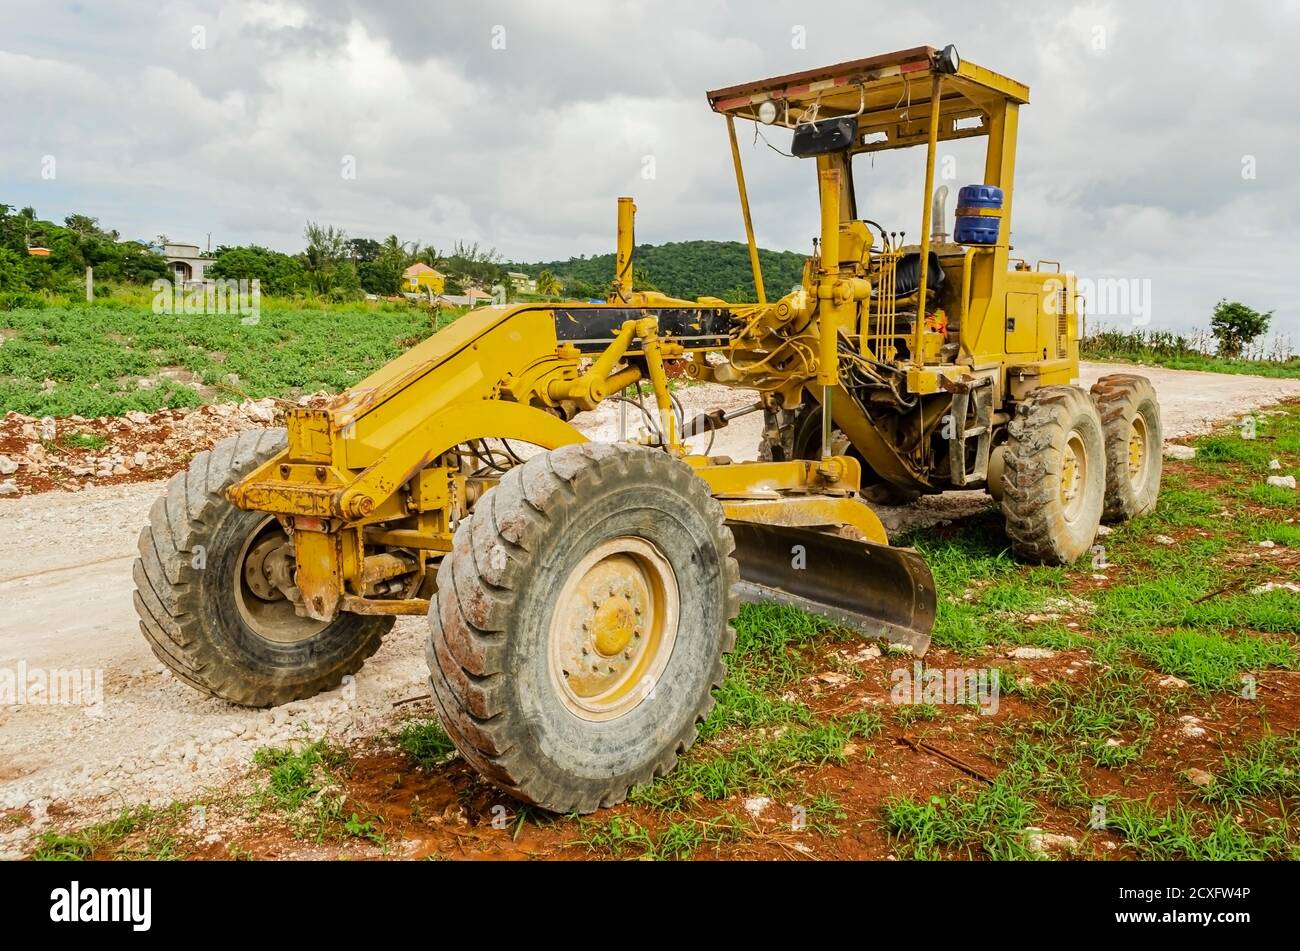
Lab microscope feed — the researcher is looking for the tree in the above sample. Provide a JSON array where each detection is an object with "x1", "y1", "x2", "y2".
[
  {"x1": 444, "y1": 240, "x2": 505, "y2": 293},
  {"x1": 0, "y1": 247, "x2": 25, "y2": 291},
  {"x1": 301, "y1": 222, "x2": 350, "y2": 295},
  {"x1": 348, "y1": 237, "x2": 381, "y2": 263},
  {"x1": 412, "y1": 244, "x2": 444, "y2": 270},
  {"x1": 1211, "y1": 299, "x2": 1272, "y2": 359},
  {"x1": 536, "y1": 269, "x2": 561, "y2": 296},
  {"x1": 358, "y1": 241, "x2": 407, "y2": 295},
  {"x1": 208, "y1": 245, "x2": 306, "y2": 296}
]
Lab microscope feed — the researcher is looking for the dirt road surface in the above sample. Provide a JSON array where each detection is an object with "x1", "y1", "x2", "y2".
[{"x1": 3, "y1": 361, "x2": 1298, "y2": 856}]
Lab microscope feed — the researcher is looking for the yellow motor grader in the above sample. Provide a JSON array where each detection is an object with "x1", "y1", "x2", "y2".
[{"x1": 133, "y1": 44, "x2": 1160, "y2": 813}]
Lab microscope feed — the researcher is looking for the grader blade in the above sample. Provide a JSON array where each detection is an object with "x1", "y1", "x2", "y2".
[{"x1": 727, "y1": 521, "x2": 937, "y2": 655}]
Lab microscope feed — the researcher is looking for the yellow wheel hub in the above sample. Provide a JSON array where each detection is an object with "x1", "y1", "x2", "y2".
[
  {"x1": 549, "y1": 537, "x2": 679, "y2": 721},
  {"x1": 1059, "y1": 431, "x2": 1089, "y2": 524},
  {"x1": 592, "y1": 596, "x2": 636, "y2": 657},
  {"x1": 1127, "y1": 415, "x2": 1148, "y2": 488}
]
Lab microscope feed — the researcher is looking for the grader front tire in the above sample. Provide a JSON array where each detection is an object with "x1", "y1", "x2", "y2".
[
  {"x1": 1091, "y1": 374, "x2": 1162, "y2": 522},
  {"x1": 1001, "y1": 386, "x2": 1106, "y2": 565},
  {"x1": 132, "y1": 428, "x2": 392, "y2": 707},
  {"x1": 425, "y1": 443, "x2": 739, "y2": 814}
]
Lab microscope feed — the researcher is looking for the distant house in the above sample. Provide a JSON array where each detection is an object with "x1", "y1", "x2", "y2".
[
  {"x1": 506, "y1": 271, "x2": 536, "y2": 295},
  {"x1": 163, "y1": 242, "x2": 213, "y2": 285},
  {"x1": 403, "y1": 263, "x2": 446, "y2": 295},
  {"x1": 434, "y1": 288, "x2": 496, "y2": 309}
]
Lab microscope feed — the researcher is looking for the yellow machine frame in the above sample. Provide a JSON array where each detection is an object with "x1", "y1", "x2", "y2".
[{"x1": 227, "y1": 44, "x2": 1061, "y2": 627}]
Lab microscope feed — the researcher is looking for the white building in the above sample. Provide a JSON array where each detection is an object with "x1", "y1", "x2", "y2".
[{"x1": 163, "y1": 242, "x2": 214, "y2": 285}]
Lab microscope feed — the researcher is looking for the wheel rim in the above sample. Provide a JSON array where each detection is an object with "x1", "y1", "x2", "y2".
[
  {"x1": 1059, "y1": 430, "x2": 1090, "y2": 524},
  {"x1": 233, "y1": 517, "x2": 328, "y2": 644},
  {"x1": 1127, "y1": 414, "x2": 1149, "y2": 490},
  {"x1": 548, "y1": 537, "x2": 679, "y2": 722}
]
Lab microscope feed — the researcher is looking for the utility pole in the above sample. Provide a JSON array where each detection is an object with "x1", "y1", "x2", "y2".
[{"x1": 85, "y1": 266, "x2": 93, "y2": 302}]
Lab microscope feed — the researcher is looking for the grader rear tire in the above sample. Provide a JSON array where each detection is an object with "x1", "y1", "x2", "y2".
[
  {"x1": 426, "y1": 443, "x2": 739, "y2": 814},
  {"x1": 133, "y1": 428, "x2": 392, "y2": 707},
  {"x1": 1091, "y1": 374, "x2": 1162, "y2": 522},
  {"x1": 1001, "y1": 385, "x2": 1106, "y2": 565}
]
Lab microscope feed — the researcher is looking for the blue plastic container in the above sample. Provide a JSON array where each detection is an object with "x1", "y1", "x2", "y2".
[{"x1": 954, "y1": 184, "x2": 1003, "y2": 245}]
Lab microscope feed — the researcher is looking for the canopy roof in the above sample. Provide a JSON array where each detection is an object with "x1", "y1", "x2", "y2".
[{"x1": 706, "y1": 45, "x2": 1029, "y2": 154}]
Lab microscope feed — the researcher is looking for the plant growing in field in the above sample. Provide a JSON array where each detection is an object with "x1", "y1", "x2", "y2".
[{"x1": 1211, "y1": 299, "x2": 1272, "y2": 359}]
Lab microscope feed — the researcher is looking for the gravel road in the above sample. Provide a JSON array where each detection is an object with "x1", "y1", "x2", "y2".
[{"x1": 2, "y1": 361, "x2": 1298, "y2": 855}]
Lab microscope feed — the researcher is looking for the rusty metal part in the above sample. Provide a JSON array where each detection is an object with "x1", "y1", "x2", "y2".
[
  {"x1": 360, "y1": 551, "x2": 419, "y2": 588},
  {"x1": 233, "y1": 517, "x2": 328, "y2": 643},
  {"x1": 339, "y1": 594, "x2": 430, "y2": 616},
  {"x1": 897, "y1": 736, "x2": 996, "y2": 784},
  {"x1": 243, "y1": 535, "x2": 288, "y2": 601}
]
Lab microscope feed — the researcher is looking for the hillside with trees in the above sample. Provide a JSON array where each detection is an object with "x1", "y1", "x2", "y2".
[
  {"x1": 1, "y1": 203, "x2": 808, "y2": 308},
  {"x1": 514, "y1": 240, "x2": 808, "y2": 302}
]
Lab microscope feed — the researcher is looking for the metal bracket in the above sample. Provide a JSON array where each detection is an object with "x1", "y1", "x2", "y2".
[{"x1": 947, "y1": 376, "x2": 993, "y2": 487}]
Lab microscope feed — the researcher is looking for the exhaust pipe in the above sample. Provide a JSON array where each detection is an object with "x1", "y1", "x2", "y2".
[{"x1": 931, "y1": 185, "x2": 949, "y2": 244}]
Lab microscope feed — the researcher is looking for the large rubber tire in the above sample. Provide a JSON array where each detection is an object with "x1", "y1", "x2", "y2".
[
  {"x1": 1091, "y1": 374, "x2": 1162, "y2": 522},
  {"x1": 133, "y1": 428, "x2": 393, "y2": 707},
  {"x1": 426, "y1": 443, "x2": 738, "y2": 814},
  {"x1": 1001, "y1": 385, "x2": 1106, "y2": 565}
]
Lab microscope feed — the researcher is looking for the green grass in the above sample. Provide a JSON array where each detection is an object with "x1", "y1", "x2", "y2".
[
  {"x1": 1106, "y1": 798, "x2": 1298, "y2": 860},
  {"x1": 0, "y1": 301, "x2": 443, "y2": 417},
  {"x1": 697, "y1": 602, "x2": 833, "y2": 739},
  {"x1": 579, "y1": 813, "x2": 749, "y2": 860},
  {"x1": 31, "y1": 804, "x2": 185, "y2": 861},
  {"x1": 253, "y1": 739, "x2": 351, "y2": 811},
  {"x1": 252, "y1": 737, "x2": 384, "y2": 846},
  {"x1": 1123, "y1": 629, "x2": 1296, "y2": 691},
  {"x1": 1247, "y1": 521, "x2": 1300, "y2": 547},
  {"x1": 895, "y1": 703, "x2": 941, "y2": 725},
  {"x1": 1025, "y1": 668, "x2": 1163, "y2": 768},
  {"x1": 394, "y1": 720, "x2": 457, "y2": 770},
  {"x1": 1194, "y1": 434, "x2": 1275, "y2": 468},
  {"x1": 631, "y1": 713, "x2": 881, "y2": 811},
  {"x1": 883, "y1": 778, "x2": 1041, "y2": 860},
  {"x1": 59, "y1": 431, "x2": 107, "y2": 450},
  {"x1": 1196, "y1": 732, "x2": 1300, "y2": 807}
]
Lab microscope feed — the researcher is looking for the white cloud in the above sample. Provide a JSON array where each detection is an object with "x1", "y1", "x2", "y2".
[{"x1": 1, "y1": 0, "x2": 1297, "y2": 333}]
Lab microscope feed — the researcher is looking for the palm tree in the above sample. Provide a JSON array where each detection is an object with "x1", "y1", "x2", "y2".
[
  {"x1": 414, "y1": 244, "x2": 445, "y2": 271},
  {"x1": 536, "y1": 269, "x2": 561, "y2": 297}
]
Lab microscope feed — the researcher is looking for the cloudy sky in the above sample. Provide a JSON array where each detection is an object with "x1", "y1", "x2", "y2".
[{"x1": 1, "y1": 0, "x2": 1297, "y2": 335}]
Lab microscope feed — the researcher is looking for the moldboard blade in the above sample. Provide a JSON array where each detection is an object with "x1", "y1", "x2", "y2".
[{"x1": 727, "y1": 521, "x2": 936, "y2": 655}]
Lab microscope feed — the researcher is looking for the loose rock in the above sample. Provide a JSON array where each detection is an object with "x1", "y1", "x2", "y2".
[
  {"x1": 1185, "y1": 767, "x2": 1215, "y2": 788},
  {"x1": 1006, "y1": 646, "x2": 1057, "y2": 660},
  {"x1": 1025, "y1": 828, "x2": 1079, "y2": 854}
]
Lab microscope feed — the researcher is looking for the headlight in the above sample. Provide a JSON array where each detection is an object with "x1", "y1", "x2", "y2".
[
  {"x1": 936, "y1": 44, "x2": 960, "y2": 74},
  {"x1": 757, "y1": 99, "x2": 778, "y2": 125}
]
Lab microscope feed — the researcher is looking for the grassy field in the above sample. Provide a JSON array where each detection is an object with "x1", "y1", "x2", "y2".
[
  {"x1": 29, "y1": 402, "x2": 1300, "y2": 861},
  {"x1": 7, "y1": 300, "x2": 1300, "y2": 423},
  {"x1": 0, "y1": 298, "x2": 453, "y2": 418},
  {"x1": 1083, "y1": 328, "x2": 1300, "y2": 379}
]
